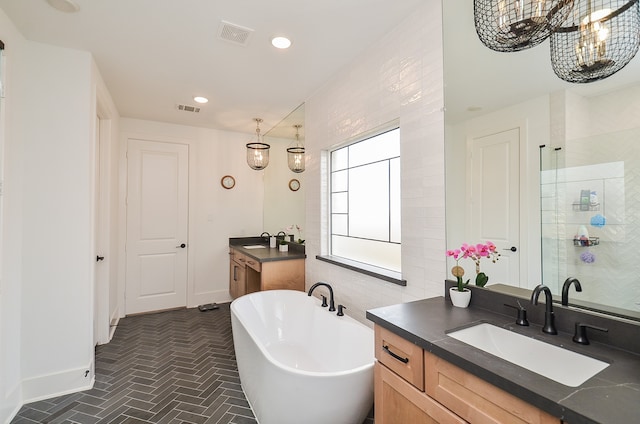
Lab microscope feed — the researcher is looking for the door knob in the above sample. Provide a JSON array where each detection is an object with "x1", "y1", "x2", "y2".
[
  {"x1": 96, "y1": 255, "x2": 105, "y2": 262},
  {"x1": 503, "y1": 246, "x2": 517, "y2": 252},
  {"x1": 176, "y1": 243, "x2": 186, "y2": 248}
]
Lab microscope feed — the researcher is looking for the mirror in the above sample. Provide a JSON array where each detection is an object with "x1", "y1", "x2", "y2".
[
  {"x1": 262, "y1": 103, "x2": 306, "y2": 241},
  {"x1": 443, "y1": 2, "x2": 640, "y2": 320}
]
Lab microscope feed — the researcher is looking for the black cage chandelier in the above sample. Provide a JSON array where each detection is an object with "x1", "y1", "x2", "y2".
[
  {"x1": 551, "y1": 0, "x2": 640, "y2": 82},
  {"x1": 474, "y1": 0, "x2": 640, "y2": 83},
  {"x1": 474, "y1": 0, "x2": 575, "y2": 51}
]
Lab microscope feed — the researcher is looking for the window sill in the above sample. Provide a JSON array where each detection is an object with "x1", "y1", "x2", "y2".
[{"x1": 315, "y1": 255, "x2": 406, "y2": 286}]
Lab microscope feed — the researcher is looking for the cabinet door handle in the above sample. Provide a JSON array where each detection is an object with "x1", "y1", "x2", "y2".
[
  {"x1": 233, "y1": 265, "x2": 238, "y2": 281},
  {"x1": 382, "y1": 345, "x2": 409, "y2": 364}
]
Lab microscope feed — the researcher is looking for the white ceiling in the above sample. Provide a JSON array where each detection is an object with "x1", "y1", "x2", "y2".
[
  {"x1": 0, "y1": 0, "x2": 422, "y2": 135},
  {"x1": 2, "y1": 1, "x2": 638, "y2": 135}
]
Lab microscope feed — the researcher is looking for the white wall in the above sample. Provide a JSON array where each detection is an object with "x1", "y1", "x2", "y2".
[
  {"x1": 19, "y1": 41, "x2": 95, "y2": 400},
  {"x1": 0, "y1": 8, "x2": 121, "y2": 419},
  {"x1": 118, "y1": 118, "x2": 265, "y2": 311},
  {"x1": 304, "y1": 0, "x2": 446, "y2": 325},
  {"x1": 0, "y1": 8, "x2": 27, "y2": 422}
]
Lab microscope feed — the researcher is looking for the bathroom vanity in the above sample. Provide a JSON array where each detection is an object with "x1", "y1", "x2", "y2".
[
  {"x1": 367, "y1": 284, "x2": 640, "y2": 423},
  {"x1": 229, "y1": 237, "x2": 306, "y2": 298}
]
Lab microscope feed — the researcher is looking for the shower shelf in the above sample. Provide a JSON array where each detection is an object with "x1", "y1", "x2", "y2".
[
  {"x1": 572, "y1": 202, "x2": 600, "y2": 211},
  {"x1": 573, "y1": 237, "x2": 600, "y2": 247}
]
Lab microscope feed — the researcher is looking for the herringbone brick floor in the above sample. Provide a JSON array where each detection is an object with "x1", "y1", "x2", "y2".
[{"x1": 11, "y1": 303, "x2": 375, "y2": 424}]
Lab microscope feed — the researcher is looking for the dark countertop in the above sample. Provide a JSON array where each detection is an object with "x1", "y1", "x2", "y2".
[
  {"x1": 367, "y1": 296, "x2": 640, "y2": 424},
  {"x1": 229, "y1": 237, "x2": 306, "y2": 262}
]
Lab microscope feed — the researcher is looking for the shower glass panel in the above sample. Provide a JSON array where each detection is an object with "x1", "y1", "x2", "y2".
[
  {"x1": 540, "y1": 146, "x2": 565, "y2": 296},
  {"x1": 539, "y1": 132, "x2": 640, "y2": 317}
]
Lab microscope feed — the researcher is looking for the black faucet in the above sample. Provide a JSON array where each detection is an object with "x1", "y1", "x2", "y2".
[
  {"x1": 260, "y1": 232, "x2": 271, "y2": 242},
  {"x1": 561, "y1": 277, "x2": 582, "y2": 306},
  {"x1": 308, "y1": 282, "x2": 336, "y2": 312},
  {"x1": 337, "y1": 305, "x2": 346, "y2": 316},
  {"x1": 531, "y1": 284, "x2": 557, "y2": 335}
]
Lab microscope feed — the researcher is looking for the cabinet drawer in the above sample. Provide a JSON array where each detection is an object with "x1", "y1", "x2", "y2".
[
  {"x1": 230, "y1": 249, "x2": 247, "y2": 266},
  {"x1": 424, "y1": 351, "x2": 559, "y2": 424},
  {"x1": 230, "y1": 248, "x2": 261, "y2": 271},
  {"x1": 245, "y1": 257, "x2": 261, "y2": 272},
  {"x1": 375, "y1": 325, "x2": 424, "y2": 391}
]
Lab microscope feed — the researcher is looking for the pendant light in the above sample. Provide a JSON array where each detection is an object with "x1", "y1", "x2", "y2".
[
  {"x1": 287, "y1": 124, "x2": 305, "y2": 173},
  {"x1": 474, "y1": 0, "x2": 575, "y2": 51},
  {"x1": 550, "y1": 0, "x2": 640, "y2": 83},
  {"x1": 246, "y1": 118, "x2": 270, "y2": 170}
]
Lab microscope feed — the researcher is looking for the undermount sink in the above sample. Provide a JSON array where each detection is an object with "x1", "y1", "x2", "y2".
[
  {"x1": 447, "y1": 323, "x2": 609, "y2": 387},
  {"x1": 243, "y1": 245, "x2": 267, "y2": 249}
]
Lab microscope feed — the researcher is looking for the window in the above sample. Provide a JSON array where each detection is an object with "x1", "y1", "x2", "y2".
[{"x1": 328, "y1": 127, "x2": 401, "y2": 275}]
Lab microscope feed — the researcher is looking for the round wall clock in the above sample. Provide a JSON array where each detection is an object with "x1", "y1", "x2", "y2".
[
  {"x1": 221, "y1": 175, "x2": 236, "y2": 189},
  {"x1": 288, "y1": 178, "x2": 301, "y2": 191}
]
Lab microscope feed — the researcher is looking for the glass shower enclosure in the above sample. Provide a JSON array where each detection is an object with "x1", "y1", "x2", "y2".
[{"x1": 539, "y1": 130, "x2": 639, "y2": 319}]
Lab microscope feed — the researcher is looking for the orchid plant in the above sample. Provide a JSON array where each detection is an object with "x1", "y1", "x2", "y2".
[
  {"x1": 446, "y1": 242, "x2": 500, "y2": 291},
  {"x1": 285, "y1": 224, "x2": 304, "y2": 244}
]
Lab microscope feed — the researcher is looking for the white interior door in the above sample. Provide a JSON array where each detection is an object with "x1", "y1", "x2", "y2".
[
  {"x1": 126, "y1": 139, "x2": 189, "y2": 314},
  {"x1": 469, "y1": 127, "x2": 520, "y2": 286}
]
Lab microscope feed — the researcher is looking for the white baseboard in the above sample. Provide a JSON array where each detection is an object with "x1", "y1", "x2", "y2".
[
  {"x1": 109, "y1": 308, "x2": 120, "y2": 341},
  {"x1": 189, "y1": 288, "x2": 232, "y2": 308},
  {"x1": 1, "y1": 383, "x2": 22, "y2": 424},
  {"x1": 21, "y1": 362, "x2": 94, "y2": 404},
  {"x1": 110, "y1": 305, "x2": 120, "y2": 326}
]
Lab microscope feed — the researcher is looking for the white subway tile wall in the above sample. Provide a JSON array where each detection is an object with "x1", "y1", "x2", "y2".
[{"x1": 304, "y1": 0, "x2": 446, "y2": 325}]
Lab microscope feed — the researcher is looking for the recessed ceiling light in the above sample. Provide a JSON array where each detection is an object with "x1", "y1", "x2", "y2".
[
  {"x1": 193, "y1": 96, "x2": 209, "y2": 104},
  {"x1": 271, "y1": 36, "x2": 292, "y2": 49},
  {"x1": 46, "y1": 0, "x2": 80, "y2": 13}
]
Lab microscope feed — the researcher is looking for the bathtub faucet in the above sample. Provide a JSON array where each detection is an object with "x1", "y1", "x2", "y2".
[{"x1": 308, "y1": 282, "x2": 336, "y2": 312}]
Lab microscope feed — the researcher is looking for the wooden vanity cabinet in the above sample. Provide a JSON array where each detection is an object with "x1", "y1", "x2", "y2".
[
  {"x1": 229, "y1": 247, "x2": 305, "y2": 299},
  {"x1": 374, "y1": 325, "x2": 560, "y2": 424}
]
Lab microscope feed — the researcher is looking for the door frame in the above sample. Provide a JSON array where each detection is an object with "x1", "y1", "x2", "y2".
[
  {"x1": 93, "y1": 114, "x2": 106, "y2": 346},
  {"x1": 119, "y1": 134, "x2": 196, "y2": 316},
  {"x1": 463, "y1": 119, "x2": 536, "y2": 288},
  {"x1": 93, "y1": 85, "x2": 117, "y2": 346}
]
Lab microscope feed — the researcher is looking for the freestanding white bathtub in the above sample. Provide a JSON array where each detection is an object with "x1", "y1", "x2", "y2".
[{"x1": 230, "y1": 289, "x2": 375, "y2": 424}]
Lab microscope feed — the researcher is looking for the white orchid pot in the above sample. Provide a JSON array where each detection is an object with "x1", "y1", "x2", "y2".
[{"x1": 449, "y1": 287, "x2": 471, "y2": 308}]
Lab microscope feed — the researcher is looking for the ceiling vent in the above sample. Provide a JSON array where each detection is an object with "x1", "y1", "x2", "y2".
[
  {"x1": 176, "y1": 104, "x2": 201, "y2": 113},
  {"x1": 218, "y1": 21, "x2": 254, "y2": 46}
]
